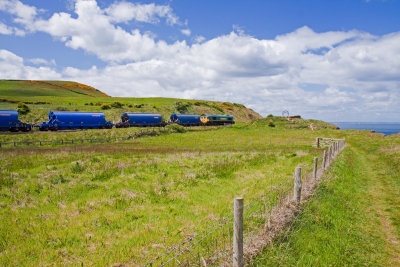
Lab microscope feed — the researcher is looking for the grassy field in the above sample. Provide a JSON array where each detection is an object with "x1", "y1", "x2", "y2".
[
  {"x1": 0, "y1": 116, "x2": 337, "y2": 265},
  {"x1": 2, "y1": 81, "x2": 398, "y2": 265},
  {"x1": 252, "y1": 131, "x2": 400, "y2": 266}
]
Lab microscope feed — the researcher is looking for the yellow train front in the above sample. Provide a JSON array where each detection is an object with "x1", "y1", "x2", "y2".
[{"x1": 200, "y1": 114, "x2": 235, "y2": 126}]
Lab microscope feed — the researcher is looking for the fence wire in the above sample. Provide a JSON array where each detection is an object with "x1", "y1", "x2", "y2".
[
  {"x1": 143, "y1": 139, "x2": 346, "y2": 266},
  {"x1": 143, "y1": 175, "x2": 298, "y2": 266}
]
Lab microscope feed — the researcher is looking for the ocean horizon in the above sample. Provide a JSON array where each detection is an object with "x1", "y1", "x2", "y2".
[{"x1": 330, "y1": 122, "x2": 400, "y2": 136}]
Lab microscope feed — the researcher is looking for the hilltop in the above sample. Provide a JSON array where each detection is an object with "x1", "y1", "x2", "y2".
[
  {"x1": 0, "y1": 80, "x2": 262, "y2": 124},
  {"x1": 0, "y1": 80, "x2": 109, "y2": 97}
]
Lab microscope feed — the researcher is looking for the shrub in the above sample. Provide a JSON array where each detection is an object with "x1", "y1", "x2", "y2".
[
  {"x1": 175, "y1": 102, "x2": 192, "y2": 113},
  {"x1": 135, "y1": 104, "x2": 144, "y2": 108},
  {"x1": 213, "y1": 105, "x2": 224, "y2": 113},
  {"x1": 268, "y1": 121, "x2": 275, "y2": 127},
  {"x1": 17, "y1": 103, "x2": 30, "y2": 115},
  {"x1": 111, "y1": 102, "x2": 123, "y2": 108},
  {"x1": 55, "y1": 106, "x2": 68, "y2": 111},
  {"x1": 101, "y1": 104, "x2": 111, "y2": 110},
  {"x1": 267, "y1": 114, "x2": 274, "y2": 118},
  {"x1": 222, "y1": 102, "x2": 233, "y2": 107},
  {"x1": 71, "y1": 162, "x2": 85, "y2": 173},
  {"x1": 50, "y1": 175, "x2": 68, "y2": 184},
  {"x1": 166, "y1": 124, "x2": 186, "y2": 133},
  {"x1": 128, "y1": 104, "x2": 133, "y2": 108}
]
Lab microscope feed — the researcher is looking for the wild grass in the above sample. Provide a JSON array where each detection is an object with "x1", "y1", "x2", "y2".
[
  {"x1": 252, "y1": 130, "x2": 400, "y2": 266},
  {"x1": 0, "y1": 123, "x2": 326, "y2": 265}
]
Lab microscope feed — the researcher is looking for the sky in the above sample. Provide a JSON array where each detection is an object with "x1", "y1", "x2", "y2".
[{"x1": 0, "y1": 0, "x2": 400, "y2": 122}]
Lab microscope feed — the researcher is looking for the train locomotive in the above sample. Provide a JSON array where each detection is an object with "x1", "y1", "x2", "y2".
[
  {"x1": 200, "y1": 114, "x2": 235, "y2": 125},
  {"x1": 116, "y1": 112, "x2": 165, "y2": 128},
  {"x1": 39, "y1": 111, "x2": 113, "y2": 131},
  {"x1": 0, "y1": 110, "x2": 32, "y2": 132}
]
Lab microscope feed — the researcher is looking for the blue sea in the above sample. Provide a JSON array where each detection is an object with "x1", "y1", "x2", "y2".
[{"x1": 330, "y1": 122, "x2": 400, "y2": 136}]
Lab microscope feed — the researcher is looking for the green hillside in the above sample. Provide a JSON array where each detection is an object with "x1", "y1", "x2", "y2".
[
  {"x1": 0, "y1": 80, "x2": 262, "y2": 124},
  {"x1": 0, "y1": 80, "x2": 109, "y2": 97}
]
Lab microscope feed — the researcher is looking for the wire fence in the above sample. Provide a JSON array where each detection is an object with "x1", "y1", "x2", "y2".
[
  {"x1": 0, "y1": 128, "x2": 160, "y2": 148},
  {"x1": 143, "y1": 139, "x2": 345, "y2": 266},
  {"x1": 0, "y1": 126, "x2": 226, "y2": 148}
]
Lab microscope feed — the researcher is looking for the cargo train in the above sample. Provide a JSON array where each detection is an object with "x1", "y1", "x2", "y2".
[
  {"x1": 0, "y1": 110, "x2": 32, "y2": 132},
  {"x1": 0, "y1": 110, "x2": 234, "y2": 132}
]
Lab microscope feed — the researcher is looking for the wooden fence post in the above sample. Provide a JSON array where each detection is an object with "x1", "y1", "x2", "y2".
[
  {"x1": 316, "y1": 137, "x2": 320, "y2": 148},
  {"x1": 322, "y1": 150, "x2": 327, "y2": 170},
  {"x1": 294, "y1": 167, "x2": 302, "y2": 203},
  {"x1": 327, "y1": 146, "x2": 331, "y2": 166},
  {"x1": 313, "y1": 157, "x2": 318, "y2": 179},
  {"x1": 233, "y1": 198, "x2": 244, "y2": 267}
]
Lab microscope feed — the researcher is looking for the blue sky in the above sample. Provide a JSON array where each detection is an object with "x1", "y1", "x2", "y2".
[{"x1": 0, "y1": 0, "x2": 400, "y2": 121}]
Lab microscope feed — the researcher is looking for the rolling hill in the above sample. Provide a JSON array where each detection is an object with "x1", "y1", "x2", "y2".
[{"x1": 0, "y1": 80, "x2": 262, "y2": 124}]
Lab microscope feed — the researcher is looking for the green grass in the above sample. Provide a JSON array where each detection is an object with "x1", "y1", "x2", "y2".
[
  {"x1": 0, "y1": 80, "x2": 108, "y2": 97},
  {"x1": 0, "y1": 123, "x2": 327, "y2": 265},
  {"x1": 252, "y1": 131, "x2": 400, "y2": 266}
]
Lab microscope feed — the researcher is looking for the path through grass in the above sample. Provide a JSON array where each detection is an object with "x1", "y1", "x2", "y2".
[{"x1": 253, "y1": 132, "x2": 400, "y2": 266}]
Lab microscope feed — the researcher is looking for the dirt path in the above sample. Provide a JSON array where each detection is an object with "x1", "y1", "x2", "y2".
[{"x1": 356, "y1": 148, "x2": 400, "y2": 265}]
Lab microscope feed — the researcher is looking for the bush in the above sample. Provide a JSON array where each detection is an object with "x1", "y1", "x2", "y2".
[
  {"x1": 175, "y1": 102, "x2": 192, "y2": 113},
  {"x1": 213, "y1": 105, "x2": 224, "y2": 113},
  {"x1": 111, "y1": 102, "x2": 123, "y2": 108},
  {"x1": 128, "y1": 104, "x2": 133, "y2": 108},
  {"x1": 268, "y1": 121, "x2": 275, "y2": 127},
  {"x1": 267, "y1": 114, "x2": 274, "y2": 118},
  {"x1": 101, "y1": 104, "x2": 111, "y2": 110},
  {"x1": 222, "y1": 102, "x2": 233, "y2": 107},
  {"x1": 71, "y1": 162, "x2": 85, "y2": 173},
  {"x1": 17, "y1": 103, "x2": 30, "y2": 115},
  {"x1": 135, "y1": 104, "x2": 144, "y2": 108},
  {"x1": 50, "y1": 175, "x2": 68, "y2": 184},
  {"x1": 55, "y1": 107, "x2": 67, "y2": 111},
  {"x1": 166, "y1": 124, "x2": 186, "y2": 133}
]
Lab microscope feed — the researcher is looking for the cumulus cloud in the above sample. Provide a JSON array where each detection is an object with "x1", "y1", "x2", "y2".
[
  {"x1": 0, "y1": 22, "x2": 13, "y2": 35},
  {"x1": 28, "y1": 57, "x2": 56, "y2": 66},
  {"x1": 0, "y1": 49, "x2": 61, "y2": 79},
  {"x1": 181, "y1": 28, "x2": 191, "y2": 36},
  {"x1": 105, "y1": 1, "x2": 179, "y2": 25},
  {"x1": 0, "y1": 0, "x2": 400, "y2": 121}
]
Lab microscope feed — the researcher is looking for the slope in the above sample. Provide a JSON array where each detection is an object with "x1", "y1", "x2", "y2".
[
  {"x1": 0, "y1": 80, "x2": 262, "y2": 124},
  {"x1": 0, "y1": 80, "x2": 109, "y2": 97}
]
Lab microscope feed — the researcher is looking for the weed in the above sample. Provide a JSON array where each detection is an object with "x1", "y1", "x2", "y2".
[{"x1": 71, "y1": 162, "x2": 85, "y2": 173}]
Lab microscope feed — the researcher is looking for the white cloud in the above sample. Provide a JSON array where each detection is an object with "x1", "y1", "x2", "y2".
[
  {"x1": 0, "y1": 22, "x2": 13, "y2": 35},
  {"x1": 181, "y1": 28, "x2": 191, "y2": 36},
  {"x1": 0, "y1": 0, "x2": 37, "y2": 27},
  {"x1": 105, "y1": 1, "x2": 179, "y2": 25},
  {"x1": 0, "y1": 49, "x2": 61, "y2": 79},
  {"x1": 194, "y1": 35, "x2": 205, "y2": 43},
  {"x1": 28, "y1": 57, "x2": 56, "y2": 66}
]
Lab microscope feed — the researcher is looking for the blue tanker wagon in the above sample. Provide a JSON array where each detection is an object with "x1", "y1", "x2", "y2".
[
  {"x1": 39, "y1": 111, "x2": 113, "y2": 131},
  {"x1": 116, "y1": 112, "x2": 165, "y2": 128},
  {"x1": 170, "y1": 113, "x2": 201, "y2": 126},
  {"x1": 0, "y1": 110, "x2": 32, "y2": 132}
]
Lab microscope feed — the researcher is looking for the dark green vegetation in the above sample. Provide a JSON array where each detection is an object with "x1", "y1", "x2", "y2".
[
  {"x1": 0, "y1": 80, "x2": 262, "y2": 125},
  {"x1": 253, "y1": 132, "x2": 400, "y2": 266}
]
